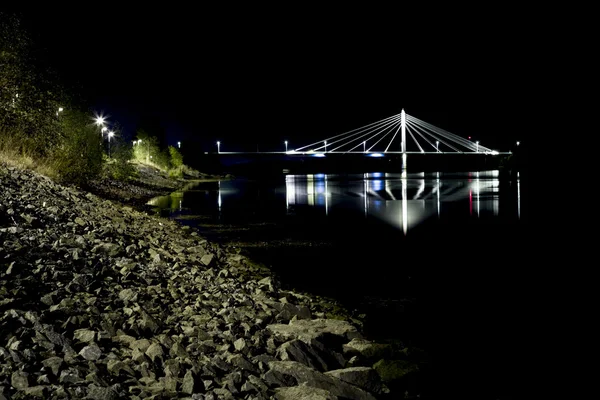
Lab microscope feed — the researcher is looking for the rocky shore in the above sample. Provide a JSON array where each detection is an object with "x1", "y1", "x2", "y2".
[{"x1": 0, "y1": 163, "x2": 421, "y2": 399}]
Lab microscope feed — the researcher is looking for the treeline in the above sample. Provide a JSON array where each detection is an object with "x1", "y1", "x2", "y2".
[{"x1": 0, "y1": 12, "x2": 189, "y2": 185}]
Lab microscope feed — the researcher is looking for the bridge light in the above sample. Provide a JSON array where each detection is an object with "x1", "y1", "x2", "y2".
[{"x1": 217, "y1": 141, "x2": 220, "y2": 153}]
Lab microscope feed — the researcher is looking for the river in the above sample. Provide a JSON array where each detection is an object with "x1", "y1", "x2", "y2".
[{"x1": 148, "y1": 169, "x2": 529, "y2": 398}]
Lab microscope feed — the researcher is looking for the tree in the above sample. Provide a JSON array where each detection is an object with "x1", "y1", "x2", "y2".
[{"x1": 169, "y1": 146, "x2": 183, "y2": 168}]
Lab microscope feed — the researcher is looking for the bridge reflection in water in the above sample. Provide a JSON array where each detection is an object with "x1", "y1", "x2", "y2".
[{"x1": 284, "y1": 171, "x2": 516, "y2": 235}]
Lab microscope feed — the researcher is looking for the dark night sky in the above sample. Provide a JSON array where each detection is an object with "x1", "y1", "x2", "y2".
[{"x1": 9, "y1": 6, "x2": 535, "y2": 153}]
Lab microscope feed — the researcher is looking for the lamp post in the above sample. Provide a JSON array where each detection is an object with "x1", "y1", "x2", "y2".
[
  {"x1": 324, "y1": 140, "x2": 327, "y2": 153},
  {"x1": 285, "y1": 140, "x2": 288, "y2": 153},
  {"x1": 476, "y1": 141, "x2": 479, "y2": 153},
  {"x1": 107, "y1": 131, "x2": 114, "y2": 158},
  {"x1": 177, "y1": 141, "x2": 181, "y2": 149},
  {"x1": 363, "y1": 141, "x2": 366, "y2": 153},
  {"x1": 436, "y1": 141, "x2": 439, "y2": 153},
  {"x1": 217, "y1": 141, "x2": 220, "y2": 153},
  {"x1": 56, "y1": 107, "x2": 63, "y2": 117}
]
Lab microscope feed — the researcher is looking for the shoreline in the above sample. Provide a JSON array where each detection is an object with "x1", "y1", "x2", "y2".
[{"x1": 0, "y1": 162, "x2": 424, "y2": 399}]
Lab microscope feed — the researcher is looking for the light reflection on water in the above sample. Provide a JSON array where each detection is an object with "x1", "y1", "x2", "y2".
[
  {"x1": 283, "y1": 170, "x2": 508, "y2": 235},
  {"x1": 147, "y1": 170, "x2": 520, "y2": 236}
]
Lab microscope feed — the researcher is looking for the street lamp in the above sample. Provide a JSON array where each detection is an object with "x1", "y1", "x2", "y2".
[
  {"x1": 436, "y1": 141, "x2": 439, "y2": 153},
  {"x1": 107, "y1": 131, "x2": 114, "y2": 158},
  {"x1": 285, "y1": 140, "x2": 288, "y2": 152},
  {"x1": 94, "y1": 115, "x2": 105, "y2": 127},
  {"x1": 363, "y1": 141, "x2": 366, "y2": 153},
  {"x1": 476, "y1": 141, "x2": 479, "y2": 153},
  {"x1": 516, "y1": 141, "x2": 520, "y2": 146},
  {"x1": 178, "y1": 141, "x2": 181, "y2": 149},
  {"x1": 324, "y1": 140, "x2": 327, "y2": 153},
  {"x1": 217, "y1": 141, "x2": 220, "y2": 153},
  {"x1": 56, "y1": 107, "x2": 64, "y2": 117}
]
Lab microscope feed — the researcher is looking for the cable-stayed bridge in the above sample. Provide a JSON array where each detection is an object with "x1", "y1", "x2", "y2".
[
  {"x1": 216, "y1": 109, "x2": 510, "y2": 156},
  {"x1": 209, "y1": 109, "x2": 513, "y2": 174}
]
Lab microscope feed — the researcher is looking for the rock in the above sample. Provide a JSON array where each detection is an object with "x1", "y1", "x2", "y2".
[
  {"x1": 11, "y1": 371, "x2": 29, "y2": 390},
  {"x1": 325, "y1": 367, "x2": 383, "y2": 394},
  {"x1": 74, "y1": 329, "x2": 96, "y2": 343},
  {"x1": 181, "y1": 370, "x2": 199, "y2": 395},
  {"x1": 372, "y1": 359, "x2": 419, "y2": 383},
  {"x1": 267, "y1": 318, "x2": 363, "y2": 344},
  {"x1": 277, "y1": 339, "x2": 343, "y2": 372},
  {"x1": 201, "y1": 253, "x2": 215, "y2": 266},
  {"x1": 342, "y1": 338, "x2": 390, "y2": 361},
  {"x1": 118, "y1": 288, "x2": 137, "y2": 302},
  {"x1": 233, "y1": 337, "x2": 247, "y2": 352},
  {"x1": 42, "y1": 356, "x2": 63, "y2": 376},
  {"x1": 274, "y1": 385, "x2": 339, "y2": 400},
  {"x1": 264, "y1": 361, "x2": 377, "y2": 400},
  {"x1": 86, "y1": 385, "x2": 119, "y2": 400},
  {"x1": 79, "y1": 343, "x2": 102, "y2": 361},
  {"x1": 145, "y1": 342, "x2": 164, "y2": 362}
]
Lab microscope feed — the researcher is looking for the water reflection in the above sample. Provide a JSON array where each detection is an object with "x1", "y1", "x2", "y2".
[
  {"x1": 285, "y1": 171, "x2": 508, "y2": 235},
  {"x1": 148, "y1": 171, "x2": 518, "y2": 236}
]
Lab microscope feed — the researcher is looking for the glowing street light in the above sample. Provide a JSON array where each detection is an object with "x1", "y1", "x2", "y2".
[
  {"x1": 324, "y1": 140, "x2": 327, "y2": 153},
  {"x1": 56, "y1": 107, "x2": 64, "y2": 117},
  {"x1": 177, "y1": 141, "x2": 181, "y2": 149},
  {"x1": 476, "y1": 141, "x2": 479, "y2": 153},
  {"x1": 101, "y1": 126, "x2": 108, "y2": 134},
  {"x1": 94, "y1": 115, "x2": 106, "y2": 127},
  {"x1": 363, "y1": 141, "x2": 366, "y2": 153},
  {"x1": 516, "y1": 141, "x2": 520, "y2": 146},
  {"x1": 285, "y1": 140, "x2": 288, "y2": 153},
  {"x1": 217, "y1": 141, "x2": 220, "y2": 153},
  {"x1": 436, "y1": 141, "x2": 439, "y2": 152}
]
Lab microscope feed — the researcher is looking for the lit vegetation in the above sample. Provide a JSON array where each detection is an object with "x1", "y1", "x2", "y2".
[{"x1": 1, "y1": 12, "x2": 197, "y2": 185}]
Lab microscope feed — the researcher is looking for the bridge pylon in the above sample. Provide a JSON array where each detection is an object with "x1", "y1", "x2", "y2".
[{"x1": 401, "y1": 108, "x2": 406, "y2": 154}]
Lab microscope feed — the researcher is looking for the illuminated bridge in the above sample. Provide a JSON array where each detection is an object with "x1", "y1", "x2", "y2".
[{"x1": 208, "y1": 109, "x2": 513, "y2": 174}]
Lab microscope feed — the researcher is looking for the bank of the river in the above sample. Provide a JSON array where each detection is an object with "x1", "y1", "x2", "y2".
[{"x1": 0, "y1": 162, "x2": 426, "y2": 399}]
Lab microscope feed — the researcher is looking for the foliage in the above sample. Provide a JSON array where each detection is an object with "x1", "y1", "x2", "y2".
[
  {"x1": 1, "y1": 12, "x2": 69, "y2": 159},
  {"x1": 169, "y1": 146, "x2": 183, "y2": 168},
  {"x1": 50, "y1": 109, "x2": 103, "y2": 185},
  {"x1": 1, "y1": 12, "x2": 195, "y2": 186},
  {"x1": 106, "y1": 137, "x2": 137, "y2": 181}
]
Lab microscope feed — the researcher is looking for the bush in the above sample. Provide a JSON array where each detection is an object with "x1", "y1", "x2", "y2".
[
  {"x1": 106, "y1": 138, "x2": 137, "y2": 181},
  {"x1": 50, "y1": 109, "x2": 103, "y2": 185}
]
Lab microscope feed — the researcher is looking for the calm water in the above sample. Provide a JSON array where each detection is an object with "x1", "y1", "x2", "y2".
[{"x1": 149, "y1": 170, "x2": 529, "y2": 398}]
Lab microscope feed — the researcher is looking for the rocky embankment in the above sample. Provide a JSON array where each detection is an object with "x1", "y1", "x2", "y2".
[{"x1": 0, "y1": 163, "x2": 415, "y2": 399}]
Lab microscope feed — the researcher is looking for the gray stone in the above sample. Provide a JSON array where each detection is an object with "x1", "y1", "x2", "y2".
[
  {"x1": 11, "y1": 371, "x2": 29, "y2": 390},
  {"x1": 118, "y1": 288, "x2": 137, "y2": 302},
  {"x1": 181, "y1": 370, "x2": 197, "y2": 395},
  {"x1": 86, "y1": 385, "x2": 118, "y2": 400},
  {"x1": 201, "y1": 254, "x2": 214, "y2": 266},
  {"x1": 267, "y1": 318, "x2": 363, "y2": 343},
  {"x1": 274, "y1": 385, "x2": 338, "y2": 400},
  {"x1": 264, "y1": 361, "x2": 377, "y2": 400},
  {"x1": 79, "y1": 343, "x2": 102, "y2": 361},
  {"x1": 74, "y1": 329, "x2": 96, "y2": 343},
  {"x1": 42, "y1": 356, "x2": 63, "y2": 375},
  {"x1": 145, "y1": 342, "x2": 164, "y2": 362},
  {"x1": 325, "y1": 367, "x2": 383, "y2": 394}
]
